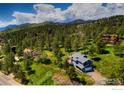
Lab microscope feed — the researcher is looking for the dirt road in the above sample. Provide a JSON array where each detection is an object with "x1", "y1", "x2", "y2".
[
  {"x1": 0, "y1": 72, "x2": 21, "y2": 85},
  {"x1": 87, "y1": 70, "x2": 107, "y2": 85}
]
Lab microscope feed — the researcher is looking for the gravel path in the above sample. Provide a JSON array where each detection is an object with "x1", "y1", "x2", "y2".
[
  {"x1": 87, "y1": 70, "x2": 107, "y2": 85},
  {"x1": 0, "y1": 72, "x2": 21, "y2": 85}
]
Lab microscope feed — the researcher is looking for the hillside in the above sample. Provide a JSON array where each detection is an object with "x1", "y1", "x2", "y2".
[{"x1": 0, "y1": 15, "x2": 124, "y2": 85}]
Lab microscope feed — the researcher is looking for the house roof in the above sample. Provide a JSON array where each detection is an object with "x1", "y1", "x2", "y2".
[
  {"x1": 71, "y1": 52, "x2": 93, "y2": 71},
  {"x1": 71, "y1": 52, "x2": 88, "y2": 64}
]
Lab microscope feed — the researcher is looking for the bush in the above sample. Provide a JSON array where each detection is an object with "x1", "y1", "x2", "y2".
[{"x1": 38, "y1": 58, "x2": 52, "y2": 65}]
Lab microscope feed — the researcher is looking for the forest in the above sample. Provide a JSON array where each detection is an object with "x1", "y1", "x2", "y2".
[{"x1": 0, "y1": 15, "x2": 124, "y2": 85}]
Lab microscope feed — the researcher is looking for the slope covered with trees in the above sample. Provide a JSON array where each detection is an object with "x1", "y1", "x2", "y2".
[{"x1": 0, "y1": 15, "x2": 124, "y2": 85}]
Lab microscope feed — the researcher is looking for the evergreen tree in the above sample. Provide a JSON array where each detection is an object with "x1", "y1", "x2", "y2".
[{"x1": 2, "y1": 52, "x2": 15, "y2": 74}]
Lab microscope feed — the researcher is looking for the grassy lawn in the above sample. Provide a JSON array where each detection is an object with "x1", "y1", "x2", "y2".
[
  {"x1": 105, "y1": 44, "x2": 114, "y2": 54},
  {"x1": 93, "y1": 45, "x2": 123, "y2": 78},
  {"x1": 28, "y1": 63, "x2": 71, "y2": 85},
  {"x1": 93, "y1": 54, "x2": 122, "y2": 78}
]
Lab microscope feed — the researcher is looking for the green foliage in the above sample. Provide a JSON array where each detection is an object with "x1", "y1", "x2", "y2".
[
  {"x1": 114, "y1": 41, "x2": 124, "y2": 57},
  {"x1": 1, "y1": 52, "x2": 15, "y2": 74},
  {"x1": 37, "y1": 57, "x2": 52, "y2": 65},
  {"x1": 67, "y1": 66, "x2": 94, "y2": 85},
  {"x1": 28, "y1": 64, "x2": 56, "y2": 85},
  {"x1": 93, "y1": 54, "x2": 122, "y2": 78},
  {"x1": 0, "y1": 15, "x2": 124, "y2": 85},
  {"x1": 118, "y1": 59, "x2": 124, "y2": 84}
]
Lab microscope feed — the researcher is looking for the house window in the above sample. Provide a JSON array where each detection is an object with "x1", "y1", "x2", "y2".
[
  {"x1": 75, "y1": 60, "x2": 78, "y2": 64},
  {"x1": 83, "y1": 60, "x2": 92, "y2": 67}
]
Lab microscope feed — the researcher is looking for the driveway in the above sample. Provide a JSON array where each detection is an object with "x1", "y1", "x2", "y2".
[
  {"x1": 0, "y1": 72, "x2": 21, "y2": 85},
  {"x1": 87, "y1": 70, "x2": 107, "y2": 85}
]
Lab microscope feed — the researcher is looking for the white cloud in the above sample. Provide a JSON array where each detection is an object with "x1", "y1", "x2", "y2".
[
  {"x1": 64, "y1": 3, "x2": 124, "y2": 20},
  {"x1": 34, "y1": 4, "x2": 66, "y2": 23},
  {"x1": 12, "y1": 11, "x2": 36, "y2": 24},
  {"x1": 1, "y1": 3, "x2": 124, "y2": 28},
  {"x1": 0, "y1": 19, "x2": 16, "y2": 27}
]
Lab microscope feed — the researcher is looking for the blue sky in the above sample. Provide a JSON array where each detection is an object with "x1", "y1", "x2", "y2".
[
  {"x1": 0, "y1": 3, "x2": 124, "y2": 27},
  {"x1": 0, "y1": 3, "x2": 72, "y2": 22},
  {"x1": 0, "y1": 4, "x2": 34, "y2": 22}
]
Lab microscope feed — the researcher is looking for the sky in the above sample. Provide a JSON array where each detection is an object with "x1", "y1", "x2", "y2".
[{"x1": 0, "y1": 3, "x2": 124, "y2": 27}]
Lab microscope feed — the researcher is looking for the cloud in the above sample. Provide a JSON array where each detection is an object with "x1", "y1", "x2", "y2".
[
  {"x1": 0, "y1": 19, "x2": 16, "y2": 27},
  {"x1": 65, "y1": 3, "x2": 124, "y2": 20},
  {"x1": 12, "y1": 11, "x2": 36, "y2": 24},
  {"x1": 1, "y1": 3, "x2": 124, "y2": 27},
  {"x1": 33, "y1": 4, "x2": 66, "y2": 22}
]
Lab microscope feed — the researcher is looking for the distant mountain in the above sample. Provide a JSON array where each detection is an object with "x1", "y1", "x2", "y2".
[
  {"x1": 0, "y1": 25, "x2": 17, "y2": 31},
  {"x1": 0, "y1": 19, "x2": 95, "y2": 31},
  {"x1": 0, "y1": 23, "x2": 40, "y2": 31},
  {"x1": 68, "y1": 19, "x2": 95, "y2": 24},
  {"x1": 2, "y1": 15, "x2": 123, "y2": 31},
  {"x1": 50, "y1": 19, "x2": 95, "y2": 25}
]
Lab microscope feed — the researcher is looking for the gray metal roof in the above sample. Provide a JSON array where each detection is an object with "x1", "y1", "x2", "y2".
[
  {"x1": 71, "y1": 52, "x2": 88, "y2": 64},
  {"x1": 73, "y1": 61, "x2": 84, "y2": 69},
  {"x1": 71, "y1": 52, "x2": 88, "y2": 69}
]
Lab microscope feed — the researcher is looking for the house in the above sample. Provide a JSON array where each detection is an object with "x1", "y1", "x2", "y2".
[
  {"x1": 102, "y1": 34, "x2": 121, "y2": 44},
  {"x1": 23, "y1": 48, "x2": 40, "y2": 57},
  {"x1": 24, "y1": 48, "x2": 33, "y2": 54},
  {"x1": 68, "y1": 52, "x2": 94, "y2": 72}
]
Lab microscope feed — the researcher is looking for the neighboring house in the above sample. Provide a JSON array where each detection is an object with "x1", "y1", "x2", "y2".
[
  {"x1": 68, "y1": 52, "x2": 94, "y2": 72},
  {"x1": 24, "y1": 48, "x2": 33, "y2": 54},
  {"x1": 102, "y1": 34, "x2": 121, "y2": 44},
  {"x1": 23, "y1": 48, "x2": 40, "y2": 57}
]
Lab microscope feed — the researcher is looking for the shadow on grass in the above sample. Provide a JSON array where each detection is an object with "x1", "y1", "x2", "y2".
[{"x1": 92, "y1": 57, "x2": 101, "y2": 62}]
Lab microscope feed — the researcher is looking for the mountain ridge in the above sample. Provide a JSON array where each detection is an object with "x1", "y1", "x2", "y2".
[{"x1": 1, "y1": 15, "x2": 124, "y2": 31}]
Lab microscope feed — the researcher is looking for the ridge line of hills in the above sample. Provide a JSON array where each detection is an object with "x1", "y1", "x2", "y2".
[{"x1": 1, "y1": 15, "x2": 124, "y2": 31}]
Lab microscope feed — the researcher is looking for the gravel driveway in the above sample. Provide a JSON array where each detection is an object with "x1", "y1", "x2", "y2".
[{"x1": 87, "y1": 70, "x2": 107, "y2": 85}]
